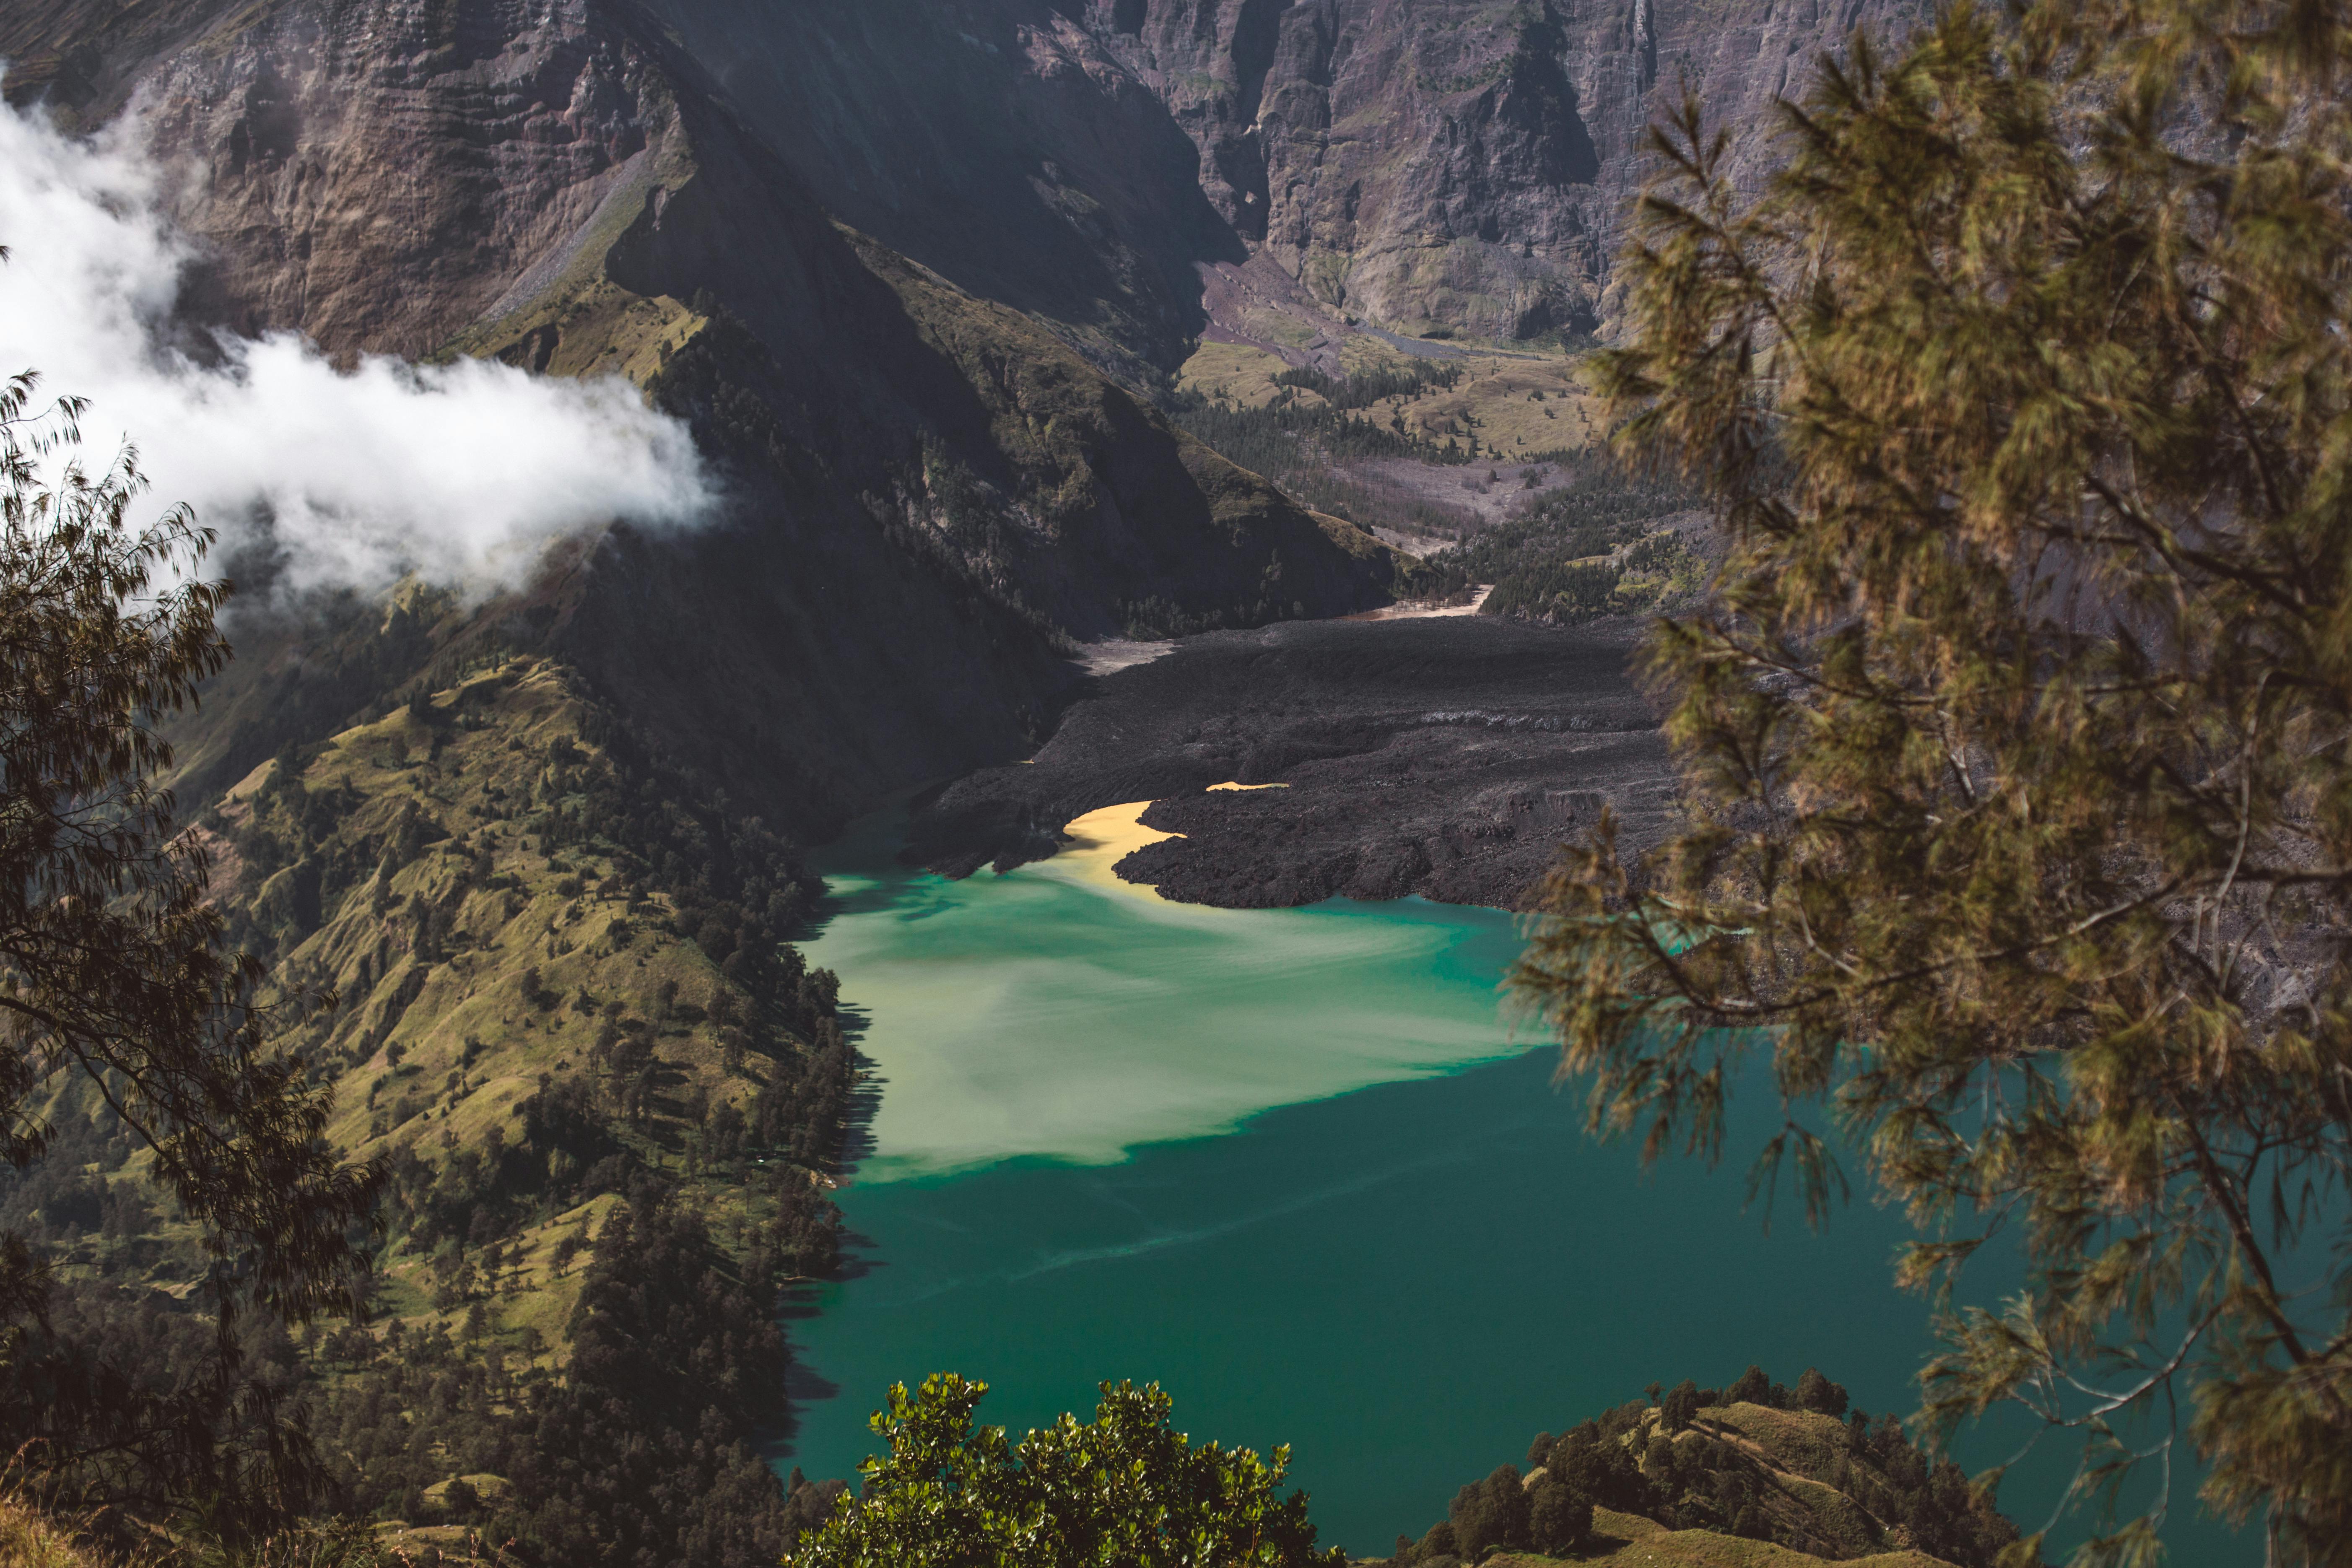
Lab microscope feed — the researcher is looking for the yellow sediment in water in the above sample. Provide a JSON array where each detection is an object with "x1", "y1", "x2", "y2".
[
  {"x1": 1049, "y1": 784, "x2": 1288, "y2": 899},
  {"x1": 1052, "y1": 800, "x2": 1181, "y2": 901}
]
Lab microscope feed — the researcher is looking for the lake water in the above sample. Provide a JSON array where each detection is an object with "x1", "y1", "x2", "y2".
[{"x1": 780, "y1": 809, "x2": 2247, "y2": 1560}]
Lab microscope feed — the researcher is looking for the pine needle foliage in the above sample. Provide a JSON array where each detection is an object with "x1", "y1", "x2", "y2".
[
  {"x1": 0, "y1": 364, "x2": 378, "y2": 1530},
  {"x1": 1513, "y1": 4, "x2": 2352, "y2": 1563}
]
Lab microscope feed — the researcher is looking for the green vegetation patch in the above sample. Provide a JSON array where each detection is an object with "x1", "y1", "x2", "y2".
[
  {"x1": 1395, "y1": 462, "x2": 1704, "y2": 618},
  {"x1": 445, "y1": 278, "x2": 708, "y2": 386}
]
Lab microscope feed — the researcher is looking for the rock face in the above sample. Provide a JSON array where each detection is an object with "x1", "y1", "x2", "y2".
[
  {"x1": 631, "y1": 0, "x2": 1921, "y2": 357},
  {"x1": 1084, "y1": 0, "x2": 1929, "y2": 341},
  {"x1": 2, "y1": 0, "x2": 1402, "y2": 833},
  {"x1": 0, "y1": 0, "x2": 1931, "y2": 832},
  {"x1": 132, "y1": 0, "x2": 685, "y2": 358},
  {"x1": 12, "y1": 0, "x2": 1930, "y2": 366},
  {"x1": 637, "y1": 0, "x2": 1237, "y2": 375}
]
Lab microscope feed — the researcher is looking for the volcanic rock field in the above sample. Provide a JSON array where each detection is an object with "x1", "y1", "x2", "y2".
[{"x1": 905, "y1": 613, "x2": 1676, "y2": 910}]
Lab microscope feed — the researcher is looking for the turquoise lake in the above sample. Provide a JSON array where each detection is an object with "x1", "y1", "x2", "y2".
[{"x1": 780, "y1": 811, "x2": 2246, "y2": 1560}]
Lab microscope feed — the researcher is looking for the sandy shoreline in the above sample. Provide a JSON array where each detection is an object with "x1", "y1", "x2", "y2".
[
  {"x1": 1048, "y1": 784, "x2": 1290, "y2": 900},
  {"x1": 1050, "y1": 800, "x2": 1182, "y2": 901}
]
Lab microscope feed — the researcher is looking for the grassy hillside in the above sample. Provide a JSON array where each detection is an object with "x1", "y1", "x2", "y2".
[
  {"x1": 208, "y1": 649, "x2": 849, "y2": 1335},
  {"x1": 7, "y1": 650, "x2": 855, "y2": 1566},
  {"x1": 1168, "y1": 335, "x2": 1625, "y2": 557},
  {"x1": 1385, "y1": 1368, "x2": 2027, "y2": 1568},
  {"x1": 1435, "y1": 465, "x2": 1709, "y2": 622},
  {"x1": 1494, "y1": 1511, "x2": 1962, "y2": 1568},
  {"x1": 1178, "y1": 337, "x2": 1603, "y2": 460}
]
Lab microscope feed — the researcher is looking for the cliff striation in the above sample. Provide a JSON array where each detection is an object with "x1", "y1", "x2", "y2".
[
  {"x1": 1084, "y1": 0, "x2": 1923, "y2": 343},
  {"x1": 612, "y1": 0, "x2": 1922, "y2": 362}
]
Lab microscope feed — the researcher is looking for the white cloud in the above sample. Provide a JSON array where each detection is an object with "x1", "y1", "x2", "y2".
[{"x1": 0, "y1": 96, "x2": 714, "y2": 600}]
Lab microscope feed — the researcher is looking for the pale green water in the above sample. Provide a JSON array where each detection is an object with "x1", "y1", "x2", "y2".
[
  {"x1": 806, "y1": 811, "x2": 1530, "y2": 1181},
  {"x1": 783, "y1": 813, "x2": 2249, "y2": 1561}
]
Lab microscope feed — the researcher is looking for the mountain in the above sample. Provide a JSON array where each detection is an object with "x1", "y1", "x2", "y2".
[
  {"x1": 0, "y1": 3, "x2": 1403, "y2": 1560},
  {"x1": 0, "y1": 0, "x2": 1935, "y2": 826},
  {"x1": 3, "y1": 0, "x2": 1933, "y2": 370},
  {"x1": 2, "y1": 0, "x2": 1402, "y2": 837},
  {"x1": 0, "y1": 2, "x2": 1968, "y2": 1563}
]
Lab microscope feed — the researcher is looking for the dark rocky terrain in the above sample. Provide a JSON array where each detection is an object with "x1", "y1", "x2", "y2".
[{"x1": 907, "y1": 613, "x2": 1675, "y2": 909}]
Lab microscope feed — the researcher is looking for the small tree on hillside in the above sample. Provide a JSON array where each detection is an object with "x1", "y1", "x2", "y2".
[
  {"x1": 1661, "y1": 1378, "x2": 1703, "y2": 1432},
  {"x1": 1516, "y1": 3, "x2": 2352, "y2": 1562},
  {"x1": 1796, "y1": 1368, "x2": 1848, "y2": 1418},
  {"x1": 1528, "y1": 1472, "x2": 1593, "y2": 1555},
  {"x1": 1447, "y1": 1462, "x2": 1532, "y2": 1559},
  {"x1": 0, "y1": 362, "x2": 378, "y2": 1532}
]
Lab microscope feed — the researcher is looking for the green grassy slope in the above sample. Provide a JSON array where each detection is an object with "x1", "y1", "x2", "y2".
[
  {"x1": 3, "y1": 644, "x2": 854, "y2": 1564},
  {"x1": 185, "y1": 655, "x2": 848, "y2": 1557},
  {"x1": 1493, "y1": 1509, "x2": 1961, "y2": 1567},
  {"x1": 206, "y1": 653, "x2": 849, "y2": 1363}
]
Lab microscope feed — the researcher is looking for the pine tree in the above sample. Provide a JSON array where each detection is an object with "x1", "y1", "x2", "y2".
[{"x1": 1515, "y1": 3, "x2": 2352, "y2": 1561}]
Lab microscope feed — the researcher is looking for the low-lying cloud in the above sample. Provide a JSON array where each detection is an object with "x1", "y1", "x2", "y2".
[{"x1": 0, "y1": 97, "x2": 714, "y2": 600}]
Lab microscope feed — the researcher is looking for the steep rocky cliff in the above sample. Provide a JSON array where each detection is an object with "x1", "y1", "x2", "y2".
[
  {"x1": 637, "y1": 0, "x2": 1236, "y2": 376},
  {"x1": 1, "y1": 0, "x2": 1402, "y2": 832},
  {"x1": 0, "y1": 0, "x2": 1938, "y2": 819},
  {"x1": 0, "y1": 0, "x2": 1953, "y2": 864},
  {"x1": 1083, "y1": 0, "x2": 1921, "y2": 343},
  {"x1": 627, "y1": 0, "x2": 1919, "y2": 363}
]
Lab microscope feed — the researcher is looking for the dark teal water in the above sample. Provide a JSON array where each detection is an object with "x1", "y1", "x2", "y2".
[{"x1": 782, "y1": 817, "x2": 2249, "y2": 1560}]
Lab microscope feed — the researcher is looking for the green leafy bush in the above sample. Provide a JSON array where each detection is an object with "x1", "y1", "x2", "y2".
[{"x1": 788, "y1": 1373, "x2": 1340, "y2": 1568}]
